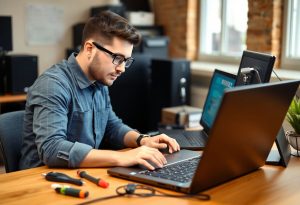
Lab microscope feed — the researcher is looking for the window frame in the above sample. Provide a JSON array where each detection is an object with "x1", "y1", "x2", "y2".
[
  {"x1": 197, "y1": 0, "x2": 247, "y2": 64},
  {"x1": 281, "y1": 0, "x2": 300, "y2": 70}
]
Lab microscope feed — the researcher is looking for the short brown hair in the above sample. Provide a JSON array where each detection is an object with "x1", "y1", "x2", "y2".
[{"x1": 81, "y1": 11, "x2": 141, "y2": 48}]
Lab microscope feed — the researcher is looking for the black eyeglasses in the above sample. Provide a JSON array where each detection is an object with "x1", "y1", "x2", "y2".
[{"x1": 92, "y1": 42, "x2": 134, "y2": 68}]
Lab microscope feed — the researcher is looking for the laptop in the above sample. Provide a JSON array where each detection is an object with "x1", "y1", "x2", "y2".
[
  {"x1": 266, "y1": 126, "x2": 291, "y2": 167},
  {"x1": 108, "y1": 80, "x2": 300, "y2": 194},
  {"x1": 159, "y1": 69, "x2": 236, "y2": 150}
]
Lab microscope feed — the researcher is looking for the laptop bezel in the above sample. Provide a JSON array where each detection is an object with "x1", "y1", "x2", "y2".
[{"x1": 200, "y1": 69, "x2": 236, "y2": 133}]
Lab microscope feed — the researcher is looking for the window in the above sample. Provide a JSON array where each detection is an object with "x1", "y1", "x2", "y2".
[
  {"x1": 282, "y1": 0, "x2": 300, "y2": 70},
  {"x1": 199, "y1": 0, "x2": 248, "y2": 63}
]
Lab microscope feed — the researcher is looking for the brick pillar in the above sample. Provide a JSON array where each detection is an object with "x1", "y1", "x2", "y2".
[
  {"x1": 152, "y1": 0, "x2": 198, "y2": 60},
  {"x1": 247, "y1": 0, "x2": 283, "y2": 68}
]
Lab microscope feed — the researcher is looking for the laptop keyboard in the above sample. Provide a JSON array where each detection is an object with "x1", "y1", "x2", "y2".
[{"x1": 139, "y1": 157, "x2": 200, "y2": 183}]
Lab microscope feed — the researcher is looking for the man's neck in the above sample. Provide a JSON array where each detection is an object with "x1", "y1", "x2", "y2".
[{"x1": 75, "y1": 52, "x2": 93, "y2": 81}]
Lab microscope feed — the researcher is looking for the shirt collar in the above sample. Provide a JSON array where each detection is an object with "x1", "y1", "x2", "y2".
[{"x1": 67, "y1": 53, "x2": 98, "y2": 89}]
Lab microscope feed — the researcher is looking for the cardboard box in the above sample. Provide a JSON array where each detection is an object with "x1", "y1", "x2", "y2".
[
  {"x1": 126, "y1": 11, "x2": 154, "y2": 26},
  {"x1": 161, "y1": 106, "x2": 202, "y2": 128}
]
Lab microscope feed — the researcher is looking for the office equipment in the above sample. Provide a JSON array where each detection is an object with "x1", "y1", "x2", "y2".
[
  {"x1": 160, "y1": 69, "x2": 236, "y2": 150},
  {"x1": 0, "y1": 110, "x2": 24, "y2": 172},
  {"x1": 235, "y1": 50, "x2": 275, "y2": 86},
  {"x1": 135, "y1": 25, "x2": 164, "y2": 37},
  {"x1": 133, "y1": 36, "x2": 169, "y2": 58},
  {"x1": 126, "y1": 12, "x2": 154, "y2": 26},
  {"x1": 108, "y1": 53, "x2": 151, "y2": 133},
  {"x1": 77, "y1": 170, "x2": 109, "y2": 188},
  {"x1": 108, "y1": 80, "x2": 300, "y2": 194},
  {"x1": 0, "y1": 16, "x2": 13, "y2": 52},
  {"x1": 90, "y1": 5, "x2": 126, "y2": 17},
  {"x1": 149, "y1": 58, "x2": 190, "y2": 131},
  {"x1": 0, "y1": 55, "x2": 6, "y2": 94},
  {"x1": 3, "y1": 54, "x2": 38, "y2": 94},
  {"x1": 120, "y1": 0, "x2": 151, "y2": 11},
  {"x1": 44, "y1": 172, "x2": 83, "y2": 186},
  {"x1": 72, "y1": 23, "x2": 85, "y2": 49}
]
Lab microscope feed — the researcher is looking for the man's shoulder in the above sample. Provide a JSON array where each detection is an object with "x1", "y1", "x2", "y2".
[{"x1": 38, "y1": 61, "x2": 73, "y2": 85}]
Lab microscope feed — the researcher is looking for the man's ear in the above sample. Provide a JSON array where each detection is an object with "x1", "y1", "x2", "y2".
[{"x1": 84, "y1": 41, "x2": 93, "y2": 60}]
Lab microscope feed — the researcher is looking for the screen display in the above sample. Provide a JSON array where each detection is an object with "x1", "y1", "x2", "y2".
[{"x1": 201, "y1": 72, "x2": 236, "y2": 129}]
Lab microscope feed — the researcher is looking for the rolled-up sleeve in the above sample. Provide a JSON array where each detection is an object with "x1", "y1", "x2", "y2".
[{"x1": 31, "y1": 76, "x2": 93, "y2": 168}]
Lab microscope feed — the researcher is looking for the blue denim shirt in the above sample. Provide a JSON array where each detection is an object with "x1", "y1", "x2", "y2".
[{"x1": 19, "y1": 53, "x2": 133, "y2": 169}]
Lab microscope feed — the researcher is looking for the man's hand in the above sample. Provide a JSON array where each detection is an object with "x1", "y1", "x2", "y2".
[
  {"x1": 117, "y1": 146, "x2": 167, "y2": 170},
  {"x1": 140, "y1": 134, "x2": 180, "y2": 154}
]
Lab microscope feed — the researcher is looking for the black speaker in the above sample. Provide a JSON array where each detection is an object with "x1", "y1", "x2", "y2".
[
  {"x1": 149, "y1": 59, "x2": 191, "y2": 130},
  {"x1": 109, "y1": 54, "x2": 152, "y2": 133},
  {"x1": 4, "y1": 55, "x2": 38, "y2": 94},
  {"x1": 0, "y1": 16, "x2": 13, "y2": 52},
  {"x1": 90, "y1": 5, "x2": 126, "y2": 18},
  {"x1": 0, "y1": 56, "x2": 6, "y2": 95},
  {"x1": 72, "y1": 23, "x2": 85, "y2": 49}
]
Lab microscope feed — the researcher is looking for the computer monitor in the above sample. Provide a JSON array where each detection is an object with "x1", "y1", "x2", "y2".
[{"x1": 235, "y1": 50, "x2": 276, "y2": 85}]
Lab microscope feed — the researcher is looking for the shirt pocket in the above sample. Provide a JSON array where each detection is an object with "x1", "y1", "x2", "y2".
[
  {"x1": 67, "y1": 110, "x2": 94, "y2": 146},
  {"x1": 95, "y1": 107, "x2": 109, "y2": 141}
]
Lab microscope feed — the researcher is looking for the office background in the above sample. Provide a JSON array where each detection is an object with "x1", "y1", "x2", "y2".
[{"x1": 1, "y1": 0, "x2": 299, "y2": 107}]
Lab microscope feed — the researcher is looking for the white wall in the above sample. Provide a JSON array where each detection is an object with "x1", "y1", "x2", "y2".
[{"x1": 0, "y1": 0, "x2": 120, "y2": 74}]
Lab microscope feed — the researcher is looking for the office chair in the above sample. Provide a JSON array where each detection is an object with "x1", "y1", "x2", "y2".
[{"x1": 0, "y1": 110, "x2": 24, "y2": 173}]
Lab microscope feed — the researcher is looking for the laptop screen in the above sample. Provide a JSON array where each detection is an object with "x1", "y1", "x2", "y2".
[{"x1": 201, "y1": 70, "x2": 236, "y2": 131}]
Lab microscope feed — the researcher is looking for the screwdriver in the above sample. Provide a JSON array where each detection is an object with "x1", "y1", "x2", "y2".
[
  {"x1": 51, "y1": 184, "x2": 89, "y2": 198},
  {"x1": 43, "y1": 172, "x2": 83, "y2": 186},
  {"x1": 77, "y1": 170, "x2": 109, "y2": 188}
]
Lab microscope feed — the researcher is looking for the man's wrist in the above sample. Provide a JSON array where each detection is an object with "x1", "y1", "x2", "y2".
[{"x1": 136, "y1": 134, "x2": 150, "y2": 147}]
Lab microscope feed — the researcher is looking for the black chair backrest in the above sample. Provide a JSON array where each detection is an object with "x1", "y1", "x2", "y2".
[{"x1": 0, "y1": 110, "x2": 24, "y2": 173}]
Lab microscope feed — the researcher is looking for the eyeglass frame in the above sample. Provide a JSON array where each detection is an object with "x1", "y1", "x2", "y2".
[{"x1": 92, "y1": 42, "x2": 135, "y2": 68}]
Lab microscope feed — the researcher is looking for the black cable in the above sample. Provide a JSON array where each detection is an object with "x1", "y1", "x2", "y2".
[
  {"x1": 272, "y1": 69, "x2": 283, "y2": 81},
  {"x1": 76, "y1": 183, "x2": 210, "y2": 205},
  {"x1": 272, "y1": 69, "x2": 299, "y2": 99}
]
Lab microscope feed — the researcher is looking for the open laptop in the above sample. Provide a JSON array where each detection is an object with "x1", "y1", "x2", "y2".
[
  {"x1": 159, "y1": 69, "x2": 236, "y2": 150},
  {"x1": 108, "y1": 80, "x2": 300, "y2": 194}
]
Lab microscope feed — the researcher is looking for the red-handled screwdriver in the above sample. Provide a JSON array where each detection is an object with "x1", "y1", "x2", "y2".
[{"x1": 77, "y1": 170, "x2": 109, "y2": 188}]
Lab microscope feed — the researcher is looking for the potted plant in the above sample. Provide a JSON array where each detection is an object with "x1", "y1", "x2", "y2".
[{"x1": 286, "y1": 96, "x2": 300, "y2": 156}]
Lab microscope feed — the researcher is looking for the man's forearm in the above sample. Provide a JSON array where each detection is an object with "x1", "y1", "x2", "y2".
[
  {"x1": 123, "y1": 130, "x2": 141, "y2": 148},
  {"x1": 79, "y1": 149, "x2": 122, "y2": 167}
]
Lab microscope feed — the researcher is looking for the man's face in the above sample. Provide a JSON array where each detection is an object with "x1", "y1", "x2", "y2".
[{"x1": 88, "y1": 37, "x2": 133, "y2": 86}]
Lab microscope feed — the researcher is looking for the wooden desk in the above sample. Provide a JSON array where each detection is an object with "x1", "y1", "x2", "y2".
[
  {"x1": 0, "y1": 157, "x2": 300, "y2": 205},
  {"x1": 0, "y1": 94, "x2": 27, "y2": 104},
  {"x1": 0, "y1": 94, "x2": 26, "y2": 113}
]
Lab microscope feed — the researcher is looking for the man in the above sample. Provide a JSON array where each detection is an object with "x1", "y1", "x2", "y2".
[{"x1": 19, "y1": 11, "x2": 179, "y2": 171}]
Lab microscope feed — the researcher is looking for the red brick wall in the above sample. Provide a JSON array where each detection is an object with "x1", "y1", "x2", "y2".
[
  {"x1": 247, "y1": 0, "x2": 283, "y2": 68},
  {"x1": 152, "y1": 0, "x2": 198, "y2": 60}
]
